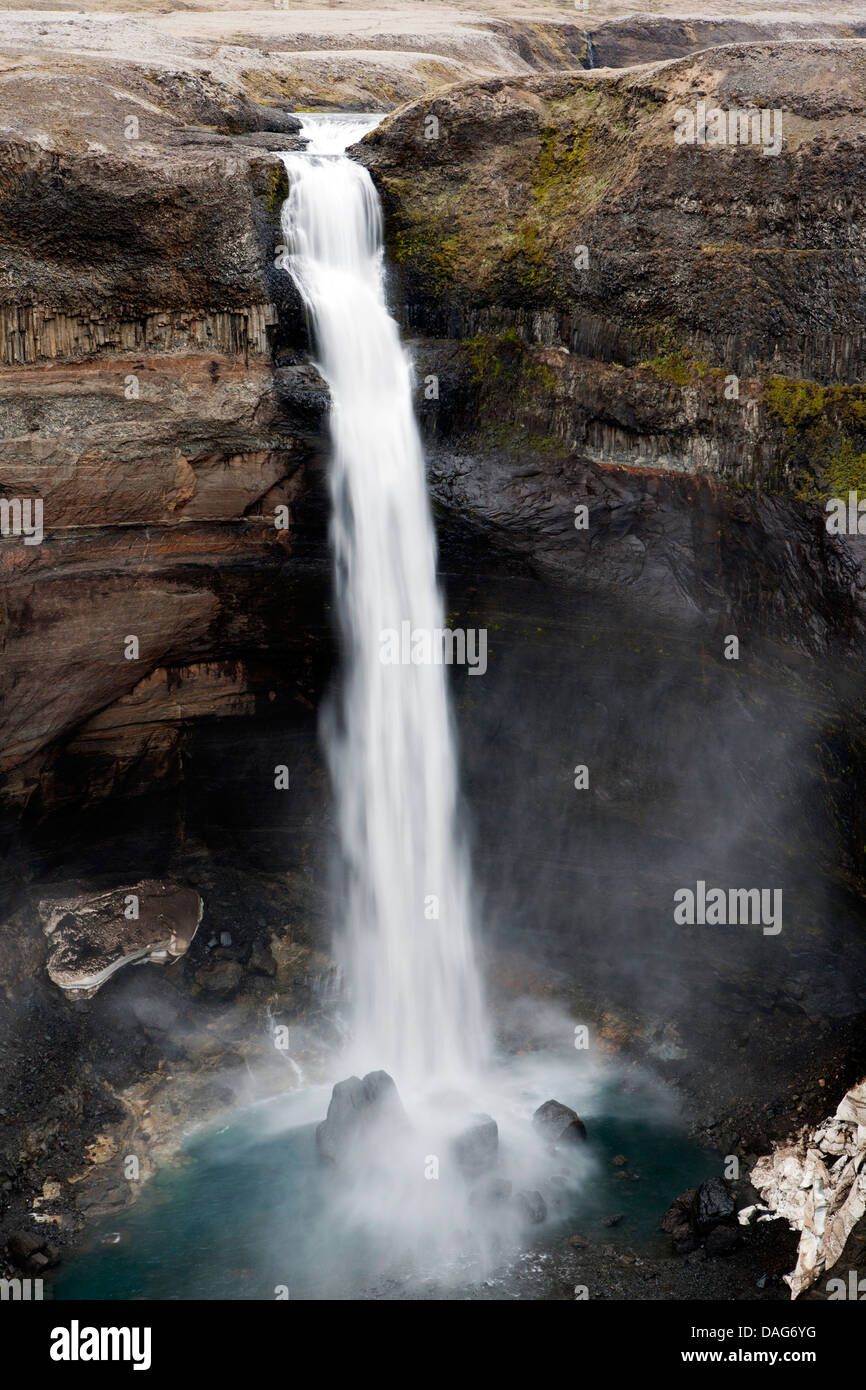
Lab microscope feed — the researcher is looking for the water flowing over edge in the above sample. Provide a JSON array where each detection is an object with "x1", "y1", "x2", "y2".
[{"x1": 279, "y1": 114, "x2": 489, "y2": 1094}]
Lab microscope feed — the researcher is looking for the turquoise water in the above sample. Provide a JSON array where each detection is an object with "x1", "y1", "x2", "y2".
[{"x1": 52, "y1": 1073, "x2": 719, "y2": 1301}]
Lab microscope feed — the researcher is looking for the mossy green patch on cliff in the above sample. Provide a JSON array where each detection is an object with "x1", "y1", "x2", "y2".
[
  {"x1": 390, "y1": 216, "x2": 463, "y2": 300},
  {"x1": 639, "y1": 348, "x2": 705, "y2": 386},
  {"x1": 481, "y1": 421, "x2": 570, "y2": 458},
  {"x1": 764, "y1": 376, "x2": 866, "y2": 501},
  {"x1": 380, "y1": 177, "x2": 471, "y2": 300},
  {"x1": 498, "y1": 220, "x2": 561, "y2": 304},
  {"x1": 638, "y1": 330, "x2": 714, "y2": 385},
  {"x1": 265, "y1": 163, "x2": 289, "y2": 216},
  {"x1": 821, "y1": 438, "x2": 866, "y2": 500},
  {"x1": 460, "y1": 330, "x2": 569, "y2": 456},
  {"x1": 466, "y1": 328, "x2": 558, "y2": 396},
  {"x1": 533, "y1": 121, "x2": 609, "y2": 219}
]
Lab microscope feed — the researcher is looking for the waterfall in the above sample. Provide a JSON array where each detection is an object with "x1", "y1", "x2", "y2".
[
  {"x1": 583, "y1": 30, "x2": 596, "y2": 70},
  {"x1": 280, "y1": 116, "x2": 488, "y2": 1092}
]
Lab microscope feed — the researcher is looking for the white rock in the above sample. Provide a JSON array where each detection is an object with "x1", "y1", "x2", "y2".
[{"x1": 750, "y1": 1078, "x2": 866, "y2": 1298}]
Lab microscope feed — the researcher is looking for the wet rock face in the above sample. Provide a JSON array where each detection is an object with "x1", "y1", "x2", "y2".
[
  {"x1": 751, "y1": 1077, "x2": 866, "y2": 1298},
  {"x1": 38, "y1": 881, "x2": 202, "y2": 997},
  {"x1": 695, "y1": 1176, "x2": 736, "y2": 1231}
]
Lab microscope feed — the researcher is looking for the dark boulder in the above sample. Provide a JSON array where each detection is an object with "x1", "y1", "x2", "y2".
[
  {"x1": 662, "y1": 1176, "x2": 737, "y2": 1253},
  {"x1": 532, "y1": 1099, "x2": 587, "y2": 1149},
  {"x1": 7, "y1": 1229, "x2": 60, "y2": 1274},
  {"x1": 695, "y1": 1176, "x2": 736, "y2": 1232},
  {"x1": 220, "y1": 101, "x2": 302, "y2": 137},
  {"x1": 451, "y1": 1114, "x2": 498, "y2": 1176},
  {"x1": 315, "y1": 1070, "x2": 407, "y2": 1166},
  {"x1": 515, "y1": 1190, "x2": 547, "y2": 1224},
  {"x1": 660, "y1": 1187, "x2": 699, "y2": 1253}
]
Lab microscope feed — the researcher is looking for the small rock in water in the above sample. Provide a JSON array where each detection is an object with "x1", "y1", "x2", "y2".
[
  {"x1": 602, "y1": 1213, "x2": 624, "y2": 1228},
  {"x1": 451, "y1": 1114, "x2": 498, "y2": 1177},
  {"x1": 567, "y1": 1232, "x2": 590, "y2": 1248},
  {"x1": 515, "y1": 1189, "x2": 547, "y2": 1224},
  {"x1": 532, "y1": 1099, "x2": 587, "y2": 1149},
  {"x1": 612, "y1": 1153, "x2": 628, "y2": 1166}
]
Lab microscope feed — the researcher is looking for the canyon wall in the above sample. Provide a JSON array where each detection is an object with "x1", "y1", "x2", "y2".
[{"x1": 359, "y1": 42, "x2": 866, "y2": 654}]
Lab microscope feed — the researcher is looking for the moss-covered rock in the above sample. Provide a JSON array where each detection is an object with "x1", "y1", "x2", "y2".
[{"x1": 361, "y1": 44, "x2": 866, "y2": 385}]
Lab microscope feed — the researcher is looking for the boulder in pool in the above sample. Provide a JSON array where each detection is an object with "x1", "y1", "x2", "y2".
[
  {"x1": 451, "y1": 1113, "x2": 499, "y2": 1176},
  {"x1": 316, "y1": 1070, "x2": 408, "y2": 1166},
  {"x1": 532, "y1": 1099, "x2": 587, "y2": 1148}
]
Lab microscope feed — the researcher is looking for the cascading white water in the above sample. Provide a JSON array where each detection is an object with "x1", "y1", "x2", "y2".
[{"x1": 280, "y1": 115, "x2": 488, "y2": 1091}]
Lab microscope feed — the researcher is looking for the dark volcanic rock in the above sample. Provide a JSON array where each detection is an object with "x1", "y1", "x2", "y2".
[
  {"x1": 316, "y1": 1070, "x2": 408, "y2": 1167},
  {"x1": 533, "y1": 1099, "x2": 587, "y2": 1148},
  {"x1": 661, "y1": 1186, "x2": 699, "y2": 1253},
  {"x1": 662, "y1": 1177, "x2": 737, "y2": 1251},
  {"x1": 451, "y1": 1113, "x2": 499, "y2": 1176},
  {"x1": 705, "y1": 1225, "x2": 742, "y2": 1257},
  {"x1": 218, "y1": 102, "x2": 301, "y2": 137},
  {"x1": 359, "y1": 43, "x2": 866, "y2": 658},
  {"x1": 7, "y1": 1228, "x2": 60, "y2": 1274},
  {"x1": 515, "y1": 1189, "x2": 547, "y2": 1224},
  {"x1": 696, "y1": 1176, "x2": 736, "y2": 1232}
]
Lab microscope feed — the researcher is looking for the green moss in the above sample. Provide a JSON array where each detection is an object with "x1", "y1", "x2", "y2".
[
  {"x1": 460, "y1": 332, "x2": 568, "y2": 456},
  {"x1": 465, "y1": 330, "x2": 557, "y2": 397},
  {"x1": 387, "y1": 205, "x2": 464, "y2": 300},
  {"x1": 638, "y1": 332, "x2": 711, "y2": 384},
  {"x1": 498, "y1": 221, "x2": 560, "y2": 303},
  {"x1": 764, "y1": 376, "x2": 866, "y2": 501},
  {"x1": 265, "y1": 163, "x2": 289, "y2": 216},
  {"x1": 536, "y1": 124, "x2": 592, "y2": 201},
  {"x1": 481, "y1": 422, "x2": 570, "y2": 458},
  {"x1": 816, "y1": 439, "x2": 866, "y2": 500},
  {"x1": 533, "y1": 123, "x2": 609, "y2": 221},
  {"x1": 764, "y1": 377, "x2": 828, "y2": 430}
]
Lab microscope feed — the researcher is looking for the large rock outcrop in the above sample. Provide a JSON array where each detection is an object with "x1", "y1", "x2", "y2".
[
  {"x1": 39, "y1": 880, "x2": 202, "y2": 997},
  {"x1": 751, "y1": 1078, "x2": 866, "y2": 1298},
  {"x1": 359, "y1": 42, "x2": 866, "y2": 652},
  {"x1": 0, "y1": 40, "x2": 318, "y2": 807}
]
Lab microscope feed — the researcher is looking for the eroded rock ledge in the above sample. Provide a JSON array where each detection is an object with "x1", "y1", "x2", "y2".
[{"x1": 39, "y1": 880, "x2": 202, "y2": 997}]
